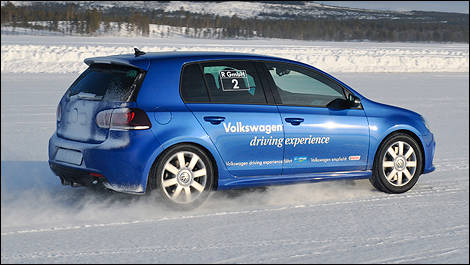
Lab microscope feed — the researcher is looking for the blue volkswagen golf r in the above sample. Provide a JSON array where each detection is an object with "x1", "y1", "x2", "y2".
[{"x1": 48, "y1": 49, "x2": 436, "y2": 208}]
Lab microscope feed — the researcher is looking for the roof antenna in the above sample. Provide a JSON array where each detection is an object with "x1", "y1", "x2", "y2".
[{"x1": 134, "y1": 48, "x2": 146, "y2": 57}]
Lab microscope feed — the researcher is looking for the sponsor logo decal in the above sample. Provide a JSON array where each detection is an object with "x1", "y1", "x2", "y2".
[
  {"x1": 311, "y1": 156, "x2": 347, "y2": 163},
  {"x1": 294, "y1": 156, "x2": 308, "y2": 163},
  {"x1": 223, "y1": 122, "x2": 282, "y2": 134},
  {"x1": 226, "y1": 156, "x2": 355, "y2": 167},
  {"x1": 348, "y1": 155, "x2": 361, "y2": 161},
  {"x1": 222, "y1": 122, "x2": 331, "y2": 148}
]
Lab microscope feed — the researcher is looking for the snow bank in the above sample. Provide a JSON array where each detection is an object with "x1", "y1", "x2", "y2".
[{"x1": 1, "y1": 35, "x2": 468, "y2": 73}]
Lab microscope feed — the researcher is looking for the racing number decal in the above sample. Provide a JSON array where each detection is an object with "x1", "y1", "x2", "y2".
[
  {"x1": 232, "y1": 79, "x2": 239, "y2": 89},
  {"x1": 219, "y1": 70, "x2": 249, "y2": 91}
]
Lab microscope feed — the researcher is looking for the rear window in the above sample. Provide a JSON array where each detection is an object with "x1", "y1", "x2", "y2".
[{"x1": 67, "y1": 64, "x2": 145, "y2": 102}]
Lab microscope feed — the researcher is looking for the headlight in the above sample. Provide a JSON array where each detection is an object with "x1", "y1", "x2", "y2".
[{"x1": 421, "y1": 116, "x2": 432, "y2": 131}]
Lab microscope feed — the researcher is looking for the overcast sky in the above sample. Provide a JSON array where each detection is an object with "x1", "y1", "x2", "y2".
[{"x1": 318, "y1": 1, "x2": 469, "y2": 14}]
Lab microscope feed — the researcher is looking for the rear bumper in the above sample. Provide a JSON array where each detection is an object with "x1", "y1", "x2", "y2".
[
  {"x1": 48, "y1": 129, "x2": 162, "y2": 194},
  {"x1": 49, "y1": 161, "x2": 107, "y2": 186}
]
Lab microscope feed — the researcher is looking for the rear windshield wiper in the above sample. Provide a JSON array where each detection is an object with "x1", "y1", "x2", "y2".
[{"x1": 76, "y1": 92, "x2": 103, "y2": 101}]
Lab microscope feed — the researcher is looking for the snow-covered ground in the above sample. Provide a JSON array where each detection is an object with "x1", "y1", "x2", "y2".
[
  {"x1": 1, "y1": 35, "x2": 469, "y2": 263},
  {"x1": 1, "y1": 35, "x2": 468, "y2": 73}
]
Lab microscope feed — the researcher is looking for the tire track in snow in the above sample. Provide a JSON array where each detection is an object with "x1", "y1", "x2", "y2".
[
  {"x1": 262, "y1": 229, "x2": 468, "y2": 263},
  {"x1": 1, "y1": 185, "x2": 464, "y2": 236},
  {"x1": 433, "y1": 157, "x2": 469, "y2": 172},
  {"x1": 2, "y1": 225, "x2": 467, "y2": 262},
  {"x1": 364, "y1": 248, "x2": 465, "y2": 263}
]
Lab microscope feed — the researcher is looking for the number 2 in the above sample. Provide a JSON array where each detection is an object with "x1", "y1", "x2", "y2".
[{"x1": 232, "y1": 79, "x2": 239, "y2": 89}]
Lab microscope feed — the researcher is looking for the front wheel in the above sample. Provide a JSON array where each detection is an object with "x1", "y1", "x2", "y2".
[
  {"x1": 151, "y1": 144, "x2": 214, "y2": 209},
  {"x1": 370, "y1": 133, "x2": 423, "y2": 193}
]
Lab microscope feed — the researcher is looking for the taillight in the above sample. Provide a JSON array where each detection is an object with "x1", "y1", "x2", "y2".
[
  {"x1": 56, "y1": 104, "x2": 62, "y2": 122},
  {"x1": 96, "y1": 108, "x2": 151, "y2": 130}
]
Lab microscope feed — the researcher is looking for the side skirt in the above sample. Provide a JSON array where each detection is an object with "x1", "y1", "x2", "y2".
[{"x1": 217, "y1": 170, "x2": 372, "y2": 190}]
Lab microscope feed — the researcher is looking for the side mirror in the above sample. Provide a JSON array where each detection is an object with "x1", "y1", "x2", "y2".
[
  {"x1": 327, "y1": 98, "x2": 350, "y2": 110},
  {"x1": 348, "y1": 94, "x2": 361, "y2": 108},
  {"x1": 327, "y1": 96, "x2": 361, "y2": 110}
]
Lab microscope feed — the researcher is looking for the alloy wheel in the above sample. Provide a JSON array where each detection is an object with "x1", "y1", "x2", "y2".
[
  {"x1": 161, "y1": 151, "x2": 207, "y2": 204},
  {"x1": 382, "y1": 141, "x2": 417, "y2": 187}
]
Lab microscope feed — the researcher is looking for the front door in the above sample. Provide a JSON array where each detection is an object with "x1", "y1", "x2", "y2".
[{"x1": 262, "y1": 61, "x2": 370, "y2": 175}]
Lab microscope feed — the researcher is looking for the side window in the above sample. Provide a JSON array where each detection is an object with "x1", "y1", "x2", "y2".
[
  {"x1": 201, "y1": 61, "x2": 267, "y2": 104},
  {"x1": 181, "y1": 64, "x2": 209, "y2": 103},
  {"x1": 264, "y1": 62, "x2": 346, "y2": 107}
]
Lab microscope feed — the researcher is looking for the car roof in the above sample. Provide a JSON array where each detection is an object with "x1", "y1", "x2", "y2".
[{"x1": 84, "y1": 51, "x2": 292, "y2": 71}]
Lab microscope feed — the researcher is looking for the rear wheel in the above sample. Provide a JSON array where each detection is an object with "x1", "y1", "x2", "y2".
[
  {"x1": 370, "y1": 133, "x2": 423, "y2": 193},
  {"x1": 151, "y1": 144, "x2": 214, "y2": 209}
]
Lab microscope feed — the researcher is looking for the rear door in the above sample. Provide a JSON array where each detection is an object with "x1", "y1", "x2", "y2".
[
  {"x1": 57, "y1": 64, "x2": 145, "y2": 143},
  {"x1": 182, "y1": 61, "x2": 284, "y2": 177}
]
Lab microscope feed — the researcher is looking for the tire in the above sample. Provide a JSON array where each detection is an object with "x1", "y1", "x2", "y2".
[
  {"x1": 150, "y1": 144, "x2": 214, "y2": 210},
  {"x1": 369, "y1": 133, "x2": 423, "y2": 193}
]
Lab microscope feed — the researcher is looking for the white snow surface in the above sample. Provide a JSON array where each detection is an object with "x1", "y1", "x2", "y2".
[
  {"x1": 1, "y1": 35, "x2": 468, "y2": 73},
  {"x1": 1, "y1": 36, "x2": 469, "y2": 263}
]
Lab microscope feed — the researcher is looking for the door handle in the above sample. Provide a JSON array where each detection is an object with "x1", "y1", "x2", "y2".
[
  {"x1": 204, "y1": 116, "x2": 225, "y2": 125},
  {"x1": 285, "y1": 117, "x2": 304, "y2": 126}
]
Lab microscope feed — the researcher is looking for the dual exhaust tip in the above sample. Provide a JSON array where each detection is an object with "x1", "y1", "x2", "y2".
[{"x1": 59, "y1": 172, "x2": 105, "y2": 187}]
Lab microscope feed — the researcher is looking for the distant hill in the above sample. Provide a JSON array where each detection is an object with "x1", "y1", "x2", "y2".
[{"x1": 1, "y1": 1, "x2": 468, "y2": 42}]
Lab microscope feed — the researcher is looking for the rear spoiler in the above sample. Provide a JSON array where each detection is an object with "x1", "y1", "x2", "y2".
[{"x1": 84, "y1": 57, "x2": 148, "y2": 71}]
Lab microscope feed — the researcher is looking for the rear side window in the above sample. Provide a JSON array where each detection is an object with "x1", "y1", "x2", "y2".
[
  {"x1": 201, "y1": 61, "x2": 266, "y2": 104},
  {"x1": 180, "y1": 61, "x2": 267, "y2": 105},
  {"x1": 180, "y1": 64, "x2": 210, "y2": 102},
  {"x1": 68, "y1": 64, "x2": 145, "y2": 102}
]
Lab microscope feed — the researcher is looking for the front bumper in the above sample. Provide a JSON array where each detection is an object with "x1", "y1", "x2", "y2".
[{"x1": 422, "y1": 132, "x2": 436, "y2": 174}]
